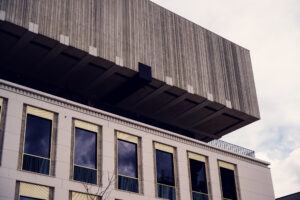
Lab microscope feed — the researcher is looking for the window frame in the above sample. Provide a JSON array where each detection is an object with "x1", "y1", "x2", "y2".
[
  {"x1": 71, "y1": 119, "x2": 101, "y2": 185},
  {"x1": 115, "y1": 130, "x2": 141, "y2": 194},
  {"x1": 187, "y1": 151, "x2": 210, "y2": 200},
  {"x1": 153, "y1": 142, "x2": 178, "y2": 200},
  {"x1": 0, "y1": 98, "x2": 3, "y2": 123},
  {"x1": 17, "y1": 182, "x2": 51, "y2": 200},
  {"x1": 21, "y1": 105, "x2": 55, "y2": 175},
  {"x1": 0, "y1": 97, "x2": 7, "y2": 166},
  {"x1": 218, "y1": 160, "x2": 240, "y2": 200}
]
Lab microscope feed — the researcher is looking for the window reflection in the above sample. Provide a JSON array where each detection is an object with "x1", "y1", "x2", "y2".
[
  {"x1": 156, "y1": 150, "x2": 175, "y2": 186},
  {"x1": 74, "y1": 127, "x2": 97, "y2": 169},
  {"x1": 189, "y1": 158, "x2": 209, "y2": 200},
  {"x1": 20, "y1": 197, "x2": 42, "y2": 200},
  {"x1": 220, "y1": 167, "x2": 237, "y2": 200},
  {"x1": 190, "y1": 159, "x2": 208, "y2": 193},
  {"x1": 23, "y1": 113, "x2": 52, "y2": 175},
  {"x1": 117, "y1": 139, "x2": 139, "y2": 193},
  {"x1": 24, "y1": 114, "x2": 52, "y2": 158},
  {"x1": 73, "y1": 126, "x2": 98, "y2": 184},
  {"x1": 118, "y1": 139, "x2": 137, "y2": 178}
]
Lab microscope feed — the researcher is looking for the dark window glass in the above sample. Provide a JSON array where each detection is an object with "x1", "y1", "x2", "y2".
[
  {"x1": 118, "y1": 175, "x2": 139, "y2": 193},
  {"x1": 220, "y1": 167, "x2": 237, "y2": 200},
  {"x1": 74, "y1": 127, "x2": 97, "y2": 169},
  {"x1": 118, "y1": 140, "x2": 138, "y2": 178},
  {"x1": 118, "y1": 139, "x2": 139, "y2": 193},
  {"x1": 22, "y1": 154, "x2": 50, "y2": 175},
  {"x1": 157, "y1": 184, "x2": 176, "y2": 200},
  {"x1": 20, "y1": 197, "x2": 42, "y2": 200},
  {"x1": 74, "y1": 165, "x2": 97, "y2": 184},
  {"x1": 24, "y1": 114, "x2": 52, "y2": 158},
  {"x1": 192, "y1": 193, "x2": 209, "y2": 200},
  {"x1": 156, "y1": 150, "x2": 175, "y2": 186},
  {"x1": 190, "y1": 159, "x2": 208, "y2": 194}
]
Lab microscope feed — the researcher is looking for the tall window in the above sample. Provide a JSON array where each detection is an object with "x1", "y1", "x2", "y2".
[
  {"x1": 219, "y1": 161, "x2": 239, "y2": 200},
  {"x1": 117, "y1": 131, "x2": 140, "y2": 193},
  {"x1": 154, "y1": 142, "x2": 177, "y2": 200},
  {"x1": 22, "y1": 106, "x2": 54, "y2": 175},
  {"x1": 0, "y1": 97, "x2": 6, "y2": 165},
  {"x1": 72, "y1": 120, "x2": 99, "y2": 184},
  {"x1": 188, "y1": 152, "x2": 209, "y2": 200},
  {"x1": 0, "y1": 98, "x2": 3, "y2": 122},
  {"x1": 18, "y1": 182, "x2": 51, "y2": 200}
]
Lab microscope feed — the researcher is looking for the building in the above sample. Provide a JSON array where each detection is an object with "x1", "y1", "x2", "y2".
[
  {"x1": 276, "y1": 192, "x2": 300, "y2": 200},
  {"x1": 0, "y1": 0, "x2": 275, "y2": 200}
]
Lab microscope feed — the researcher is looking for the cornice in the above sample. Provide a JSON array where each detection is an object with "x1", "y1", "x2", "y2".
[{"x1": 0, "y1": 79, "x2": 269, "y2": 167}]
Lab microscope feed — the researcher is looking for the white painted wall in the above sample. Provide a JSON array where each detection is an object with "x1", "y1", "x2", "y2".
[{"x1": 0, "y1": 81, "x2": 275, "y2": 200}]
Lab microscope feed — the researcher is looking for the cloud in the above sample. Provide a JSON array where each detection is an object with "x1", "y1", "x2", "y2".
[{"x1": 152, "y1": 0, "x2": 300, "y2": 197}]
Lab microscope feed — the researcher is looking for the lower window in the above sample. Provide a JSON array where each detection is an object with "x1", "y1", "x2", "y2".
[
  {"x1": 188, "y1": 152, "x2": 209, "y2": 200},
  {"x1": 20, "y1": 197, "x2": 42, "y2": 200},
  {"x1": 71, "y1": 191, "x2": 99, "y2": 200},
  {"x1": 21, "y1": 106, "x2": 55, "y2": 175},
  {"x1": 72, "y1": 120, "x2": 99, "y2": 185},
  {"x1": 18, "y1": 182, "x2": 51, "y2": 200},
  {"x1": 116, "y1": 131, "x2": 140, "y2": 193},
  {"x1": 219, "y1": 161, "x2": 239, "y2": 200},
  {"x1": 154, "y1": 142, "x2": 176, "y2": 200},
  {"x1": 0, "y1": 97, "x2": 7, "y2": 165}
]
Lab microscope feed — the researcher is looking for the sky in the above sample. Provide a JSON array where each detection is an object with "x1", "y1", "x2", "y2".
[{"x1": 152, "y1": 0, "x2": 300, "y2": 198}]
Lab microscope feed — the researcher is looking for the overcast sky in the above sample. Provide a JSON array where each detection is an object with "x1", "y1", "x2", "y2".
[{"x1": 152, "y1": 0, "x2": 300, "y2": 198}]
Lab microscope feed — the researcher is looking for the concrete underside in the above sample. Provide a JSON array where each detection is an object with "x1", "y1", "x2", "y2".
[{"x1": 0, "y1": 21, "x2": 258, "y2": 142}]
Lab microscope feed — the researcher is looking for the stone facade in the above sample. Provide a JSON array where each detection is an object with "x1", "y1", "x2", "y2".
[{"x1": 0, "y1": 80, "x2": 275, "y2": 200}]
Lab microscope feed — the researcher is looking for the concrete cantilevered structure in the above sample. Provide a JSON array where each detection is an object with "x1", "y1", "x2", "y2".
[
  {"x1": 0, "y1": 0, "x2": 259, "y2": 142},
  {"x1": 0, "y1": 1, "x2": 274, "y2": 200}
]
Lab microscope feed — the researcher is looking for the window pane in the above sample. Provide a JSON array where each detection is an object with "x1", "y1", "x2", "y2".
[
  {"x1": 74, "y1": 127, "x2": 97, "y2": 169},
  {"x1": 192, "y1": 192, "x2": 209, "y2": 200},
  {"x1": 74, "y1": 165, "x2": 97, "y2": 184},
  {"x1": 118, "y1": 175, "x2": 139, "y2": 193},
  {"x1": 20, "y1": 197, "x2": 42, "y2": 200},
  {"x1": 156, "y1": 150, "x2": 175, "y2": 186},
  {"x1": 220, "y1": 167, "x2": 237, "y2": 200},
  {"x1": 190, "y1": 159, "x2": 208, "y2": 194},
  {"x1": 22, "y1": 154, "x2": 50, "y2": 175},
  {"x1": 157, "y1": 184, "x2": 176, "y2": 200},
  {"x1": 24, "y1": 114, "x2": 52, "y2": 158},
  {"x1": 118, "y1": 140, "x2": 138, "y2": 178}
]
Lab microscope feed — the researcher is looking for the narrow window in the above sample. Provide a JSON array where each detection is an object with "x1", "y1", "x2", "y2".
[
  {"x1": 154, "y1": 142, "x2": 176, "y2": 200},
  {"x1": 71, "y1": 191, "x2": 100, "y2": 200},
  {"x1": 22, "y1": 106, "x2": 54, "y2": 175},
  {"x1": 72, "y1": 120, "x2": 99, "y2": 184},
  {"x1": 0, "y1": 97, "x2": 6, "y2": 165},
  {"x1": 219, "y1": 161, "x2": 239, "y2": 200},
  {"x1": 18, "y1": 182, "x2": 51, "y2": 200},
  {"x1": 0, "y1": 98, "x2": 3, "y2": 122},
  {"x1": 188, "y1": 152, "x2": 209, "y2": 200},
  {"x1": 117, "y1": 131, "x2": 139, "y2": 193}
]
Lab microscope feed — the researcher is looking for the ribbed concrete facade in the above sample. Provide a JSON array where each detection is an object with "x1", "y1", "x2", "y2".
[
  {"x1": 0, "y1": 0, "x2": 260, "y2": 141},
  {"x1": 0, "y1": 0, "x2": 260, "y2": 119}
]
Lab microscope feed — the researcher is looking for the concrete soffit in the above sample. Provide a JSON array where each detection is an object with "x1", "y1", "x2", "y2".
[{"x1": 0, "y1": 79, "x2": 269, "y2": 167}]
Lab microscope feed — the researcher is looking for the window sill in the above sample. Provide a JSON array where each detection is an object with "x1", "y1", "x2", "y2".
[
  {"x1": 18, "y1": 169, "x2": 54, "y2": 178},
  {"x1": 115, "y1": 188, "x2": 144, "y2": 196}
]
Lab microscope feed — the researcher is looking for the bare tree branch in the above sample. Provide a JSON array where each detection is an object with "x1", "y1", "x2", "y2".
[{"x1": 81, "y1": 170, "x2": 115, "y2": 200}]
